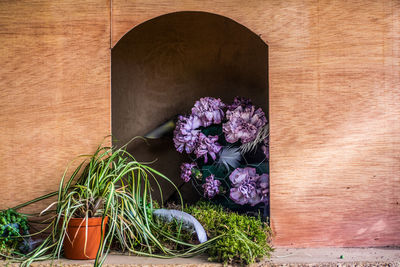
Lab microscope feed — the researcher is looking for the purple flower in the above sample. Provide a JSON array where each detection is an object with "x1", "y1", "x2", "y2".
[
  {"x1": 180, "y1": 162, "x2": 197, "y2": 182},
  {"x1": 194, "y1": 133, "x2": 222, "y2": 163},
  {"x1": 223, "y1": 105, "x2": 267, "y2": 144},
  {"x1": 202, "y1": 175, "x2": 221, "y2": 199},
  {"x1": 191, "y1": 97, "x2": 225, "y2": 127},
  {"x1": 173, "y1": 115, "x2": 201, "y2": 153},
  {"x1": 230, "y1": 178, "x2": 259, "y2": 206},
  {"x1": 229, "y1": 167, "x2": 257, "y2": 185},
  {"x1": 227, "y1": 97, "x2": 253, "y2": 111},
  {"x1": 229, "y1": 167, "x2": 268, "y2": 206}
]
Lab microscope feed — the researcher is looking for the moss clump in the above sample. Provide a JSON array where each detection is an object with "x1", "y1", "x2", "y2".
[{"x1": 184, "y1": 201, "x2": 273, "y2": 265}]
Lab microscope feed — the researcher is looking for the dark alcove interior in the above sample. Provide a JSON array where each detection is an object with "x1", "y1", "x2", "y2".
[{"x1": 112, "y1": 11, "x2": 269, "y2": 206}]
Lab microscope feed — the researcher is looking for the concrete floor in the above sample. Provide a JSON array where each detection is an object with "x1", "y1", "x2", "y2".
[{"x1": 2, "y1": 247, "x2": 399, "y2": 266}]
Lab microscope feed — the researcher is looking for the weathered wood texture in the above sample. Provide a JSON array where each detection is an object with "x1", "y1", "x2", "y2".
[
  {"x1": 112, "y1": 0, "x2": 400, "y2": 247},
  {"x1": 0, "y1": 1, "x2": 111, "y2": 211},
  {"x1": 0, "y1": 0, "x2": 398, "y2": 248}
]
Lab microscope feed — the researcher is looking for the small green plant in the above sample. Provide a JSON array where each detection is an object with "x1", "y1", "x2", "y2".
[
  {"x1": 0, "y1": 209, "x2": 29, "y2": 256},
  {"x1": 8, "y1": 139, "x2": 213, "y2": 266},
  {"x1": 185, "y1": 202, "x2": 273, "y2": 265}
]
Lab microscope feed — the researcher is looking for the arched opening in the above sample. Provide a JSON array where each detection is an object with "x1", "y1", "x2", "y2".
[{"x1": 112, "y1": 11, "x2": 269, "y2": 212}]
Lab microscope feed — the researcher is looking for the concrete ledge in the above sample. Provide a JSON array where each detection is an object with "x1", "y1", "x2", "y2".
[
  {"x1": 267, "y1": 247, "x2": 400, "y2": 266},
  {"x1": 2, "y1": 248, "x2": 399, "y2": 266}
]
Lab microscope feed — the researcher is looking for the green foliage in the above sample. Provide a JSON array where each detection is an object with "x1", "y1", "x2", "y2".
[
  {"x1": 152, "y1": 217, "x2": 196, "y2": 252},
  {"x1": 8, "y1": 138, "x2": 212, "y2": 266},
  {"x1": 201, "y1": 164, "x2": 229, "y2": 180},
  {"x1": 0, "y1": 209, "x2": 28, "y2": 256},
  {"x1": 5, "y1": 138, "x2": 271, "y2": 266},
  {"x1": 185, "y1": 202, "x2": 273, "y2": 265}
]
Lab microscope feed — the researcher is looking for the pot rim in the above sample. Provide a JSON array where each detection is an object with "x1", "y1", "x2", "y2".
[{"x1": 65, "y1": 216, "x2": 108, "y2": 227}]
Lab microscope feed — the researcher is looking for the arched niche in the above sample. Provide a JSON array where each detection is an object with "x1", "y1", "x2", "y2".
[{"x1": 112, "y1": 11, "x2": 268, "y2": 203}]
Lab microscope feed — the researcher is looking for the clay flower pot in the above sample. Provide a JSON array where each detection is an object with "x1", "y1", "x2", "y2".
[{"x1": 63, "y1": 216, "x2": 108, "y2": 260}]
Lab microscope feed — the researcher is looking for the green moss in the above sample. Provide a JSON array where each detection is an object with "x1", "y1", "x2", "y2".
[
  {"x1": 142, "y1": 201, "x2": 272, "y2": 265},
  {"x1": 152, "y1": 217, "x2": 197, "y2": 251},
  {"x1": 185, "y1": 201, "x2": 273, "y2": 265}
]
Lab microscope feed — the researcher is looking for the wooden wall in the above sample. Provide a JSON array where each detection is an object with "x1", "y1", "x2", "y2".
[
  {"x1": 0, "y1": 1, "x2": 111, "y2": 210},
  {"x1": 0, "y1": 0, "x2": 399, "y2": 248},
  {"x1": 112, "y1": 0, "x2": 400, "y2": 247}
]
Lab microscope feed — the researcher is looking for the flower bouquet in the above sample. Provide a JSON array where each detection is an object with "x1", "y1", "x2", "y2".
[{"x1": 173, "y1": 97, "x2": 269, "y2": 216}]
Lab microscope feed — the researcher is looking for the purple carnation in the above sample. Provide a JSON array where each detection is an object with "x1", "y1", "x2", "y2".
[
  {"x1": 223, "y1": 105, "x2": 267, "y2": 144},
  {"x1": 230, "y1": 178, "x2": 259, "y2": 206},
  {"x1": 191, "y1": 97, "x2": 225, "y2": 127},
  {"x1": 194, "y1": 133, "x2": 222, "y2": 163},
  {"x1": 229, "y1": 167, "x2": 257, "y2": 185},
  {"x1": 180, "y1": 162, "x2": 197, "y2": 182},
  {"x1": 229, "y1": 167, "x2": 269, "y2": 206},
  {"x1": 173, "y1": 115, "x2": 201, "y2": 153},
  {"x1": 202, "y1": 175, "x2": 221, "y2": 199},
  {"x1": 227, "y1": 96, "x2": 253, "y2": 111}
]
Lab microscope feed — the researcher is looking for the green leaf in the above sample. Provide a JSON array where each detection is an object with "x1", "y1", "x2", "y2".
[{"x1": 201, "y1": 165, "x2": 229, "y2": 180}]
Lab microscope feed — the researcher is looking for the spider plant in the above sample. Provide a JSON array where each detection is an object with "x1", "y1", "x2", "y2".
[{"x1": 5, "y1": 139, "x2": 215, "y2": 266}]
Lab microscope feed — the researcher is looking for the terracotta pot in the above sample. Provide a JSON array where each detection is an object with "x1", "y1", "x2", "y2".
[{"x1": 63, "y1": 216, "x2": 108, "y2": 260}]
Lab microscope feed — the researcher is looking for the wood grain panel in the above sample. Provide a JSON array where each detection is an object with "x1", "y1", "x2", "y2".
[
  {"x1": 0, "y1": 0, "x2": 111, "y2": 211},
  {"x1": 112, "y1": 0, "x2": 400, "y2": 247}
]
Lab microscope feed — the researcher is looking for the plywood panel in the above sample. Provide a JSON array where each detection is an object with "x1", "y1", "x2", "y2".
[
  {"x1": 0, "y1": 0, "x2": 111, "y2": 211},
  {"x1": 112, "y1": 0, "x2": 400, "y2": 247}
]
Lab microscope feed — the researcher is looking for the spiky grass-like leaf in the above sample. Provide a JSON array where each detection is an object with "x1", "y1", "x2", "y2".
[{"x1": 8, "y1": 137, "x2": 217, "y2": 266}]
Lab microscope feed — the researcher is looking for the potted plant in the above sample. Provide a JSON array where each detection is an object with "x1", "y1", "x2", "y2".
[
  {"x1": 11, "y1": 140, "x2": 212, "y2": 266},
  {"x1": 2, "y1": 138, "x2": 273, "y2": 267},
  {"x1": 57, "y1": 177, "x2": 108, "y2": 260},
  {"x1": 34, "y1": 145, "x2": 113, "y2": 261}
]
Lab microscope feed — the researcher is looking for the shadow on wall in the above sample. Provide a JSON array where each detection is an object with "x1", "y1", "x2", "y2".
[{"x1": 112, "y1": 11, "x2": 268, "y2": 203}]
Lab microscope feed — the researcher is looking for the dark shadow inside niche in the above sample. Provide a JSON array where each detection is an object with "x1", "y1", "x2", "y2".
[{"x1": 112, "y1": 11, "x2": 269, "y2": 210}]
